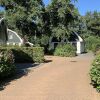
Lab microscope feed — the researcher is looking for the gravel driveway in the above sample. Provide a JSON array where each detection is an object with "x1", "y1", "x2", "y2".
[{"x1": 0, "y1": 53, "x2": 100, "y2": 100}]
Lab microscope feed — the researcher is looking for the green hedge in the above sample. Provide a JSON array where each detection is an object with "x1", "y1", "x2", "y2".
[
  {"x1": 13, "y1": 47, "x2": 44, "y2": 63},
  {"x1": 0, "y1": 47, "x2": 44, "y2": 63},
  {"x1": 85, "y1": 36, "x2": 100, "y2": 53},
  {"x1": 90, "y1": 54, "x2": 100, "y2": 92},
  {"x1": 54, "y1": 44, "x2": 76, "y2": 57},
  {"x1": 32, "y1": 47, "x2": 44, "y2": 63},
  {"x1": 0, "y1": 47, "x2": 44, "y2": 79},
  {"x1": 0, "y1": 49, "x2": 16, "y2": 79}
]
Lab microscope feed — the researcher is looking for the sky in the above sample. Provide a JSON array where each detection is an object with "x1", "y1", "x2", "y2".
[
  {"x1": 0, "y1": 0, "x2": 100, "y2": 15},
  {"x1": 43, "y1": 0, "x2": 100, "y2": 15},
  {"x1": 75, "y1": 0, "x2": 100, "y2": 15}
]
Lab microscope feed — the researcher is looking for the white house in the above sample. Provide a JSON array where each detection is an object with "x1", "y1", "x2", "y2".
[
  {"x1": 0, "y1": 18, "x2": 23, "y2": 46},
  {"x1": 49, "y1": 32, "x2": 85, "y2": 54}
]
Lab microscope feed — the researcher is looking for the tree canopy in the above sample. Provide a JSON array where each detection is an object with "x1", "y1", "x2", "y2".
[
  {"x1": 47, "y1": 0, "x2": 78, "y2": 39},
  {"x1": 2, "y1": 0, "x2": 100, "y2": 48},
  {"x1": 0, "y1": 0, "x2": 45, "y2": 37},
  {"x1": 84, "y1": 11, "x2": 100, "y2": 36},
  {"x1": 0, "y1": 0, "x2": 79, "y2": 44}
]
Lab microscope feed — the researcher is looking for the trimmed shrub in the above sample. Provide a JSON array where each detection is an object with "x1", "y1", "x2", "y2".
[
  {"x1": 90, "y1": 54, "x2": 100, "y2": 92},
  {"x1": 12, "y1": 47, "x2": 33, "y2": 63},
  {"x1": 0, "y1": 47, "x2": 44, "y2": 63},
  {"x1": 32, "y1": 47, "x2": 44, "y2": 63},
  {"x1": 54, "y1": 44, "x2": 76, "y2": 57},
  {"x1": 85, "y1": 36, "x2": 100, "y2": 53},
  {"x1": 0, "y1": 49, "x2": 16, "y2": 79}
]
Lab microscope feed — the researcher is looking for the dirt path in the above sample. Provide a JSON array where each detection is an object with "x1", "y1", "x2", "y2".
[{"x1": 0, "y1": 53, "x2": 100, "y2": 100}]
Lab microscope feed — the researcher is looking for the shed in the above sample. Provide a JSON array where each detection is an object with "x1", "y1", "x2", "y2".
[
  {"x1": 0, "y1": 18, "x2": 23, "y2": 46},
  {"x1": 49, "y1": 32, "x2": 85, "y2": 54}
]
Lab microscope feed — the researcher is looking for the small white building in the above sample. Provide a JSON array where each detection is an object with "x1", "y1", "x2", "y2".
[
  {"x1": 0, "y1": 18, "x2": 33, "y2": 46},
  {"x1": 0, "y1": 18, "x2": 23, "y2": 46},
  {"x1": 49, "y1": 32, "x2": 85, "y2": 54}
]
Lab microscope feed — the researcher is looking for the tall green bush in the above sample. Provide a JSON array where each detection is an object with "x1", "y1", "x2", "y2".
[
  {"x1": 85, "y1": 36, "x2": 100, "y2": 53},
  {"x1": 0, "y1": 49, "x2": 16, "y2": 79},
  {"x1": 32, "y1": 47, "x2": 44, "y2": 63},
  {"x1": 0, "y1": 47, "x2": 44, "y2": 63},
  {"x1": 90, "y1": 54, "x2": 100, "y2": 92},
  {"x1": 54, "y1": 44, "x2": 76, "y2": 57}
]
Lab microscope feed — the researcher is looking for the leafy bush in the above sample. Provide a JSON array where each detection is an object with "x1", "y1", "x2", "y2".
[
  {"x1": 85, "y1": 36, "x2": 100, "y2": 53},
  {"x1": 0, "y1": 49, "x2": 16, "y2": 79},
  {"x1": 54, "y1": 44, "x2": 76, "y2": 57},
  {"x1": 95, "y1": 49, "x2": 100, "y2": 55},
  {"x1": 90, "y1": 54, "x2": 100, "y2": 92},
  {"x1": 32, "y1": 47, "x2": 44, "y2": 63},
  {"x1": 40, "y1": 35, "x2": 49, "y2": 46},
  {"x1": 12, "y1": 47, "x2": 33, "y2": 63},
  {"x1": 0, "y1": 47, "x2": 44, "y2": 63}
]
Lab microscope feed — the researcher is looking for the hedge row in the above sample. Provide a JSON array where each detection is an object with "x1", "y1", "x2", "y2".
[
  {"x1": 0, "y1": 47, "x2": 44, "y2": 63},
  {"x1": 12, "y1": 47, "x2": 44, "y2": 63},
  {"x1": 54, "y1": 44, "x2": 76, "y2": 57},
  {"x1": 0, "y1": 47, "x2": 44, "y2": 79},
  {"x1": 90, "y1": 54, "x2": 100, "y2": 92},
  {"x1": 85, "y1": 36, "x2": 100, "y2": 53},
  {"x1": 0, "y1": 49, "x2": 16, "y2": 79}
]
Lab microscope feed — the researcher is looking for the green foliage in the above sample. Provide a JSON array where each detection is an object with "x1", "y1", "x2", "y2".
[
  {"x1": 0, "y1": 0, "x2": 79, "y2": 52},
  {"x1": 84, "y1": 11, "x2": 100, "y2": 36},
  {"x1": 29, "y1": 36, "x2": 41, "y2": 46},
  {"x1": 1, "y1": 47, "x2": 44, "y2": 63},
  {"x1": 32, "y1": 47, "x2": 44, "y2": 63},
  {"x1": 90, "y1": 54, "x2": 100, "y2": 92},
  {"x1": 84, "y1": 35, "x2": 100, "y2": 53},
  {"x1": 0, "y1": 11, "x2": 4, "y2": 18},
  {"x1": 15, "y1": 47, "x2": 44, "y2": 63},
  {"x1": 52, "y1": 25, "x2": 69, "y2": 39},
  {"x1": 54, "y1": 44, "x2": 76, "y2": 57},
  {"x1": 0, "y1": 46, "x2": 44, "y2": 79},
  {"x1": 0, "y1": 0, "x2": 45, "y2": 36},
  {"x1": 68, "y1": 16, "x2": 87, "y2": 34},
  {"x1": 12, "y1": 47, "x2": 33, "y2": 63},
  {"x1": 47, "y1": 0, "x2": 78, "y2": 39},
  {"x1": 0, "y1": 48, "x2": 16, "y2": 79},
  {"x1": 40, "y1": 35, "x2": 49, "y2": 46}
]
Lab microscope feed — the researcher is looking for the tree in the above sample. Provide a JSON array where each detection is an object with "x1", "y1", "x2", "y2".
[
  {"x1": 47, "y1": 0, "x2": 78, "y2": 39},
  {"x1": 0, "y1": 0, "x2": 79, "y2": 48},
  {"x1": 0, "y1": 0, "x2": 45, "y2": 38},
  {"x1": 68, "y1": 15, "x2": 87, "y2": 35},
  {"x1": 84, "y1": 11, "x2": 100, "y2": 36}
]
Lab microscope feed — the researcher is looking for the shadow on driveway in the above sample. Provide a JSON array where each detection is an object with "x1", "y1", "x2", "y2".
[
  {"x1": 0, "y1": 59, "x2": 52, "y2": 91},
  {"x1": 0, "y1": 63, "x2": 40, "y2": 91}
]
